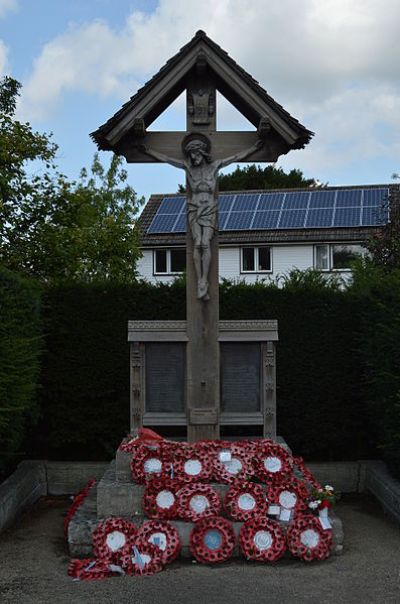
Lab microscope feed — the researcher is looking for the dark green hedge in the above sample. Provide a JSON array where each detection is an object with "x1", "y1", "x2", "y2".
[
  {"x1": 33, "y1": 276, "x2": 378, "y2": 464},
  {"x1": 0, "y1": 268, "x2": 42, "y2": 477}
]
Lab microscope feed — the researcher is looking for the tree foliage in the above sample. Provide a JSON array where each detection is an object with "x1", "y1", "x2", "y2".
[
  {"x1": 0, "y1": 76, "x2": 143, "y2": 284},
  {"x1": 178, "y1": 163, "x2": 318, "y2": 193},
  {"x1": 365, "y1": 190, "x2": 400, "y2": 270},
  {"x1": 218, "y1": 164, "x2": 318, "y2": 191}
]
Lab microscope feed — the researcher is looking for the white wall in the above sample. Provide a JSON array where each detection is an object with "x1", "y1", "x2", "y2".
[{"x1": 138, "y1": 244, "x2": 319, "y2": 285}]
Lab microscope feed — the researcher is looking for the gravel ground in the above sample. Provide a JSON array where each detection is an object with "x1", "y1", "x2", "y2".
[{"x1": 0, "y1": 494, "x2": 399, "y2": 604}]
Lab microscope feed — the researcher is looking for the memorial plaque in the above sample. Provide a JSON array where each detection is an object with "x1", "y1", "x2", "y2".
[
  {"x1": 145, "y1": 343, "x2": 185, "y2": 413},
  {"x1": 220, "y1": 343, "x2": 261, "y2": 413}
]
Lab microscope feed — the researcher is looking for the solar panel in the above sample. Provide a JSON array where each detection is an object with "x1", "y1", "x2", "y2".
[
  {"x1": 308, "y1": 191, "x2": 336, "y2": 209},
  {"x1": 252, "y1": 211, "x2": 280, "y2": 229},
  {"x1": 363, "y1": 188, "x2": 387, "y2": 207},
  {"x1": 148, "y1": 214, "x2": 180, "y2": 233},
  {"x1": 282, "y1": 191, "x2": 310, "y2": 210},
  {"x1": 225, "y1": 211, "x2": 254, "y2": 230},
  {"x1": 158, "y1": 196, "x2": 185, "y2": 214},
  {"x1": 232, "y1": 193, "x2": 260, "y2": 212},
  {"x1": 333, "y1": 207, "x2": 361, "y2": 227},
  {"x1": 306, "y1": 208, "x2": 334, "y2": 227},
  {"x1": 336, "y1": 190, "x2": 362, "y2": 208},
  {"x1": 279, "y1": 209, "x2": 307, "y2": 228},
  {"x1": 257, "y1": 192, "x2": 285, "y2": 211},
  {"x1": 218, "y1": 194, "x2": 236, "y2": 211},
  {"x1": 362, "y1": 206, "x2": 386, "y2": 226},
  {"x1": 146, "y1": 188, "x2": 390, "y2": 234}
]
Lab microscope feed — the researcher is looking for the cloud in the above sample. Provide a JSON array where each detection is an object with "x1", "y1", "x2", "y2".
[
  {"x1": 0, "y1": 0, "x2": 17, "y2": 19},
  {"x1": 19, "y1": 0, "x2": 400, "y2": 179},
  {"x1": 0, "y1": 39, "x2": 9, "y2": 74}
]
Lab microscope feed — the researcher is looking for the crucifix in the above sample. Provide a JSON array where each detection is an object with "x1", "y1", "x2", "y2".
[{"x1": 91, "y1": 30, "x2": 312, "y2": 442}]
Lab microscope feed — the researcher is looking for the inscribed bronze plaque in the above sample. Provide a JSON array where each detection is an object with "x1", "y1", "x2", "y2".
[
  {"x1": 145, "y1": 343, "x2": 185, "y2": 413},
  {"x1": 220, "y1": 342, "x2": 261, "y2": 412}
]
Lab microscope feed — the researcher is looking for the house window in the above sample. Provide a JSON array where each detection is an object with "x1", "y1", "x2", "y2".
[
  {"x1": 241, "y1": 247, "x2": 272, "y2": 272},
  {"x1": 314, "y1": 244, "x2": 363, "y2": 271},
  {"x1": 154, "y1": 249, "x2": 186, "y2": 274}
]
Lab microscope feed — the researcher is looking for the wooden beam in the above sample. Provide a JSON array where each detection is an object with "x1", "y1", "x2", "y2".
[{"x1": 119, "y1": 130, "x2": 286, "y2": 163}]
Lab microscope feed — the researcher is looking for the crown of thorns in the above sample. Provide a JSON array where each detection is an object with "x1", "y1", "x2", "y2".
[{"x1": 182, "y1": 133, "x2": 211, "y2": 154}]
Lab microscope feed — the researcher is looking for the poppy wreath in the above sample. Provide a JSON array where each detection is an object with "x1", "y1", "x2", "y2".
[
  {"x1": 286, "y1": 515, "x2": 333, "y2": 562},
  {"x1": 213, "y1": 443, "x2": 254, "y2": 484},
  {"x1": 174, "y1": 447, "x2": 213, "y2": 483},
  {"x1": 266, "y1": 479, "x2": 308, "y2": 517},
  {"x1": 224, "y1": 482, "x2": 266, "y2": 522},
  {"x1": 120, "y1": 537, "x2": 164, "y2": 576},
  {"x1": 239, "y1": 517, "x2": 286, "y2": 562},
  {"x1": 253, "y1": 442, "x2": 293, "y2": 484},
  {"x1": 130, "y1": 443, "x2": 171, "y2": 484},
  {"x1": 64, "y1": 479, "x2": 96, "y2": 537},
  {"x1": 177, "y1": 483, "x2": 222, "y2": 522},
  {"x1": 190, "y1": 516, "x2": 236, "y2": 564},
  {"x1": 67, "y1": 558, "x2": 117, "y2": 581},
  {"x1": 142, "y1": 478, "x2": 181, "y2": 520},
  {"x1": 136, "y1": 520, "x2": 181, "y2": 565},
  {"x1": 293, "y1": 456, "x2": 322, "y2": 491},
  {"x1": 92, "y1": 517, "x2": 137, "y2": 562}
]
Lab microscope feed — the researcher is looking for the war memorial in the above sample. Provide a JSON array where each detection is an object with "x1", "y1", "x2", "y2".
[{"x1": 66, "y1": 31, "x2": 343, "y2": 577}]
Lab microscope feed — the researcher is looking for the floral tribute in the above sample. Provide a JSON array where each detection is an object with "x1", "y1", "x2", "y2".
[
  {"x1": 239, "y1": 517, "x2": 286, "y2": 562},
  {"x1": 136, "y1": 520, "x2": 181, "y2": 565},
  {"x1": 286, "y1": 515, "x2": 333, "y2": 561},
  {"x1": 92, "y1": 517, "x2": 137, "y2": 562},
  {"x1": 212, "y1": 442, "x2": 254, "y2": 484},
  {"x1": 174, "y1": 447, "x2": 213, "y2": 483},
  {"x1": 130, "y1": 442, "x2": 171, "y2": 484},
  {"x1": 224, "y1": 482, "x2": 266, "y2": 522},
  {"x1": 142, "y1": 478, "x2": 181, "y2": 520},
  {"x1": 64, "y1": 478, "x2": 96, "y2": 537},
  {"x1": 67, "y1": 431, "x2": 339, "y2": 580},
  {"x1": 68, "y1": 558, "x2": 121, "y2": 581},
  {"x1": 120, "y1": 537, "x2": 164, "y2": 576},
  {"x1": 189, "y1": 516, "x2": 236, "y2": 564},
  {"x1": 177, "y1": 483, "x2": 221, "y2": 522},
  {"x1": 253, "y1": 441, "x2": 293, "y2": 483}
]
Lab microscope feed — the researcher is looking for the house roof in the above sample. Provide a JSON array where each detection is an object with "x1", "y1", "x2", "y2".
[
  {"x1": 91, "y1": 30, "x2": 313, "y2": 154},
  {"x1": 137, "y1": 184, "x2": 397, "y2": 247}
]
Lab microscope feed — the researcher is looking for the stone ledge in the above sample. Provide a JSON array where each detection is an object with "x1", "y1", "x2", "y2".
[
  {"x1": 365, "y1": 461, "x2": 400, "y2": 524},
  {"x1": 70, "y1": 491, "x2": 344, "y2": 558},
  {"x1": 0, "y1": 460, "x2": 47, "y2": 532}
]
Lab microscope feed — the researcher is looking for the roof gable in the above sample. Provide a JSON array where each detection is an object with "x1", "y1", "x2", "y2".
[{"x1": 91, "y1": 30, "x2": 313, "y2": 152}]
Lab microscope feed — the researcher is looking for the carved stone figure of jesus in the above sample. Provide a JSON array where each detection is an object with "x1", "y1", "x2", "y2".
[{"x1": 142, "y1": 134, "x2": 263, "y2": 300}]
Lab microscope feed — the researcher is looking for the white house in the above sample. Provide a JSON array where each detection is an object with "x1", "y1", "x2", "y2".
[{"x1": 136, "y1": 184, "x2": 396, "y2": 285}]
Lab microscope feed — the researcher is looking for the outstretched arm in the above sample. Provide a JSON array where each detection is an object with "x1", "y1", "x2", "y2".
[
  {"x1": 139, "y1": 144, "x2": 185, "y2": 170},
  {"x1": 217, "y1": 139, "x2": 264, "y2": 170}
]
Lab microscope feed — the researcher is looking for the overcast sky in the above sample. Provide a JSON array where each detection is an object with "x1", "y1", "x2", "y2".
[{"x1": 1, "y1": 0, "x2": 400, "y2": 199}]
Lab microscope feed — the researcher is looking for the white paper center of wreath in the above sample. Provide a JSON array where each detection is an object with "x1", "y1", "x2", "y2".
[
  {"x1": 106, "y1": 531, "x2": 126, "y2": 552},
  {"x1": 132, "y1": 552, "x2": 151, "y2": 566},
  {"x1": 149, "y1": 532, "x2": 167, "y2": 551},
  {"x1": 190, "y1": 495, "x2": 209, "y2": 513},
  {"x1": 300, "y1": 529, "x2": 320, "y2": 548},
  {"x1": 279, "y1": 490, "x2": 297, "y2": 509},
  {"x1": 238, "y1": 493, "x2": 256, "y2": 511},
  {"x1": 264, "y1": 456, "x2": 282, "y2": 473},
  {"x1": 144, "y1": 458, "x2": 162, "y2": 474},
  {"x1": 156, "y1": 490, "x2": 175, "y2": 509},
  {"x1": 184, "y1": 459, "x2": 202, "y2": 476},
  {"x1": 224, "y1": 458, "x2": 243, "y2": 475},
  {"x1": 253, "y1": 530, "x2": 273, "y2": 550}
]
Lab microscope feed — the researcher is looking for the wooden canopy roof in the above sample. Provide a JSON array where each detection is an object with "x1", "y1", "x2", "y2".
[{"x1": 91, "y1": 30, "x2": 313, "y2": 155}]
